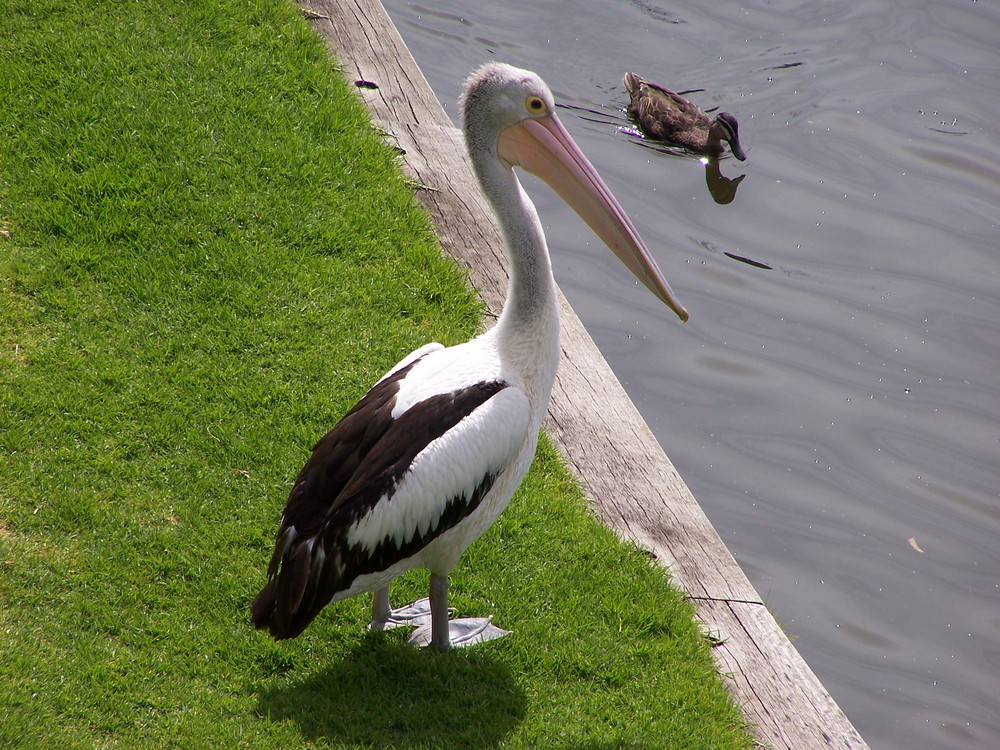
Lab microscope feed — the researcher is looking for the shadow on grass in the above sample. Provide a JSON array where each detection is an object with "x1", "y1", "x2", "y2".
[{"x1": 258, "y1": 636, "x2": 526, "y2": 748}]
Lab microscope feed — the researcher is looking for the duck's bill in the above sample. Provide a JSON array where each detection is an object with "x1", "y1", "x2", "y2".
[
  {"x1": 497, "y1": 113, "x2": 689, "y2": 322},
  {"x1": 729, "y1": 138, "x2": 747, "y2": 162}
]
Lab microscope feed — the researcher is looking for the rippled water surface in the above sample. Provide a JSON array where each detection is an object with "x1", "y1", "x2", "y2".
[{"x1": 379, "y1": 1, "x2": 1000, "y2": 747}]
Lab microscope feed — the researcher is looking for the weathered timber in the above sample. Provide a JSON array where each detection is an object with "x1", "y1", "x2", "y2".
[{"x1": 298, "y1": 1, "x2": 870, "y2": 747}]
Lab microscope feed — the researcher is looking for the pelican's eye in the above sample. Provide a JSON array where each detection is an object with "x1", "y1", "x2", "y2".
[{"x1": 525, "y1": 95, "x2": 546, "y2": 115}]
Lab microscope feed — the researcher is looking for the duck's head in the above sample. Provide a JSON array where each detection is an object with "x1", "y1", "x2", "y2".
[{"x1": 709, "y1": 112, "x2": 746, "y2": 161}]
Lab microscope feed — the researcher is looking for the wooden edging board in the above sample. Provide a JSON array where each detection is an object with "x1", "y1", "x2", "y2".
[{"x1": 297, "y1": 1, "x2": 870, "y2": 747}]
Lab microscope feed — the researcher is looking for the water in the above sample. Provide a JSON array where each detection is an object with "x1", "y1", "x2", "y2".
[{"x1": 378, "y1": 1, "x2": 1000, "y2": 747}]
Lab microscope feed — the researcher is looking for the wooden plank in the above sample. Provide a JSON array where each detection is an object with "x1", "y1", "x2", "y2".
[{"x1": 297, "y1": 1, "x2": 870, "y2": 748}]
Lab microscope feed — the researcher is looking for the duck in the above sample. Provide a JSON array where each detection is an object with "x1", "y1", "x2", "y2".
[
  {"x1": 249, "y1": 63, "x2": 688, "y2": 652},
  {"x1": 622, "y1": 72, "x2": 746, "y2": 161}
]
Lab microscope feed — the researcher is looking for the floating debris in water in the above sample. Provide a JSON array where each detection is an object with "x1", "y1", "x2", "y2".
[{"x1": 724, "y1": 251, "x2": 772, "y2": 270}]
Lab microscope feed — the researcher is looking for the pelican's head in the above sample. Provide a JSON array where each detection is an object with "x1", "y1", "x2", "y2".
[
  {"x1": 709, "y1": 112, "x2": 746, "y2": 161},
  {"x1": 461, "y1": 63, "x2": 688, "y2": 322},
  {"x1": 461, "y1": 63, "x2": 556, "y2": 152}
]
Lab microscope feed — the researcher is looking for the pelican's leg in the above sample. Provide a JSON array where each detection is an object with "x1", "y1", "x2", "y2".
[
  {"x1": 429, "y1": 573, "x2": 452, "y2": 652},
  {"x1": 408, "y1": 573, "x2": 511, "y2": 650},
  {"x1": 368, "y1": 587, "x2": 433, "y2": 631},
  {"x1": 368, "y1": 587, "x2": 392, "y2": 631}
]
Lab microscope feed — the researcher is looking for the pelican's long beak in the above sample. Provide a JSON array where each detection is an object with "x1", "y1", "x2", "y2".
[{"x1": 497, "y1": 113, "x2": 688, "y2": 322}]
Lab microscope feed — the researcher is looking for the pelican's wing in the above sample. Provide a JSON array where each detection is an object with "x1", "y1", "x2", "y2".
[
  {"x1": 251, "y1": 350, "x2": 531, "y2": 639},
  {"x1": 375, "y1": 342, "x2": 444, "y2": 385},
  {"x1": 273, "y1": 357, "x2": 425, "y2": 542},
  {"x1": 339, "y1": 382, "x2": 530, "y2": 564}
]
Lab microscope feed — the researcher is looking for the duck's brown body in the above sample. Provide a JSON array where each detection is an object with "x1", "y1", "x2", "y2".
[{"x1": 623, "y1": 73, "x2": 746, "y2": 160}]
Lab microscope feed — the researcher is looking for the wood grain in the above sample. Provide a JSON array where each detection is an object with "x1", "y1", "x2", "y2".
[{"x1": 298, "y1": 1, "x2": 870, "y2": 747}]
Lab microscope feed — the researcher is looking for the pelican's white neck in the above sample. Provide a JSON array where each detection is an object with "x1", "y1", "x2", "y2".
[
  {"x1": 466, "y1": 137, "x2": 559, "y2": 404},
  {"x1": 481, "y1": 158, "x2": 559, "y2": 345}
]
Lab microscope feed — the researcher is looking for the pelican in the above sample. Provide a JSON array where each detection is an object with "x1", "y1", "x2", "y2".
[
  {"x1": 623, "y1": 72, "x2": 747, "y2": 161},
  {"x1": 250, "y1": 63, "x2": 688, "y2": 652}
]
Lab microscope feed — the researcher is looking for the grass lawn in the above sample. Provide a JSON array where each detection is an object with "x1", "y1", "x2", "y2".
[{"x1": 0, "y1": 0, "x2": 754, "y2": 747}]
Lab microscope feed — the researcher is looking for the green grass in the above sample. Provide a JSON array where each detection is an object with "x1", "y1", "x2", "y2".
[{"x1": 0, "y1": 0, "x2": 754, "y2": 747}]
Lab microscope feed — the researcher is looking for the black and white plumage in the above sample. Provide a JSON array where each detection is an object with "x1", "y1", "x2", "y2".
[{"x1": 251, "y1": 63, "x2": 688, "y2": 651}]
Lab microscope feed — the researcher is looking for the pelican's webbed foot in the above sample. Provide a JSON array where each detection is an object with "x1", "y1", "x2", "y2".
[
  {"x1": 409, "y1": 617, "x2": 511, "y2": 648},
  {"x1": 369, "y1": 590, "x2": 437, "y2": 631},
  {"x1": 368, "y1": 578, "x2": 511, "y2": 650}
]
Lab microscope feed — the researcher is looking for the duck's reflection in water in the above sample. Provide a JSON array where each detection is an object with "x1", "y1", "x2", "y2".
[{"x1": 703, "y1": 156, "x2": 746, "y2": 205}]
